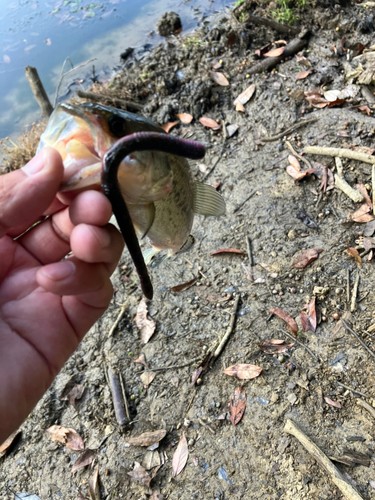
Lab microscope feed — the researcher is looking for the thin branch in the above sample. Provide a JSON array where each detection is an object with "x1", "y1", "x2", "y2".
[
  {"x1": 214, "y1": 295, "x2": 241, "y2": 358},
  {"x1": 76, "y1": 90, "x2": 143, "y2": 112},
  {"x1": 54, "y1": 57, "x2": 97, "y2": 107},
  {"x1": 285, "y1": 140, "x2": 313, "y2": 170},
  {"x1": 337, "y1": 382, "x2": 368, "y2": 399},
  {"x1": 108, "y1": 302, "x2": 127, "y2": 336},
  {"x1": 341, "y1": 318, "x2": 375, "y2": 361},
  {"x1": 304, "y1": 145, "x2": 375, "y2": 165},
  {"x1": 280, "y1": 329, "x2": 319, "y2": 361}
]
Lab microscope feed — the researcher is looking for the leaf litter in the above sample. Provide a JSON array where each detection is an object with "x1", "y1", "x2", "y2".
[
  {"x1": 223, "y1": 364, "x2": 262, "y2": 380},
  {"x1": 125, "y1": 429, "x2": 167, "y2": 447},
  {"x1": 135, "y1": 298, "x2": 156, "y2": 343},
  {"x1": 229, "y1": 386, "x2": 246, "y2": 426},
  {"x1": 46, "y1": 425, "x2": 84, "y2": 451},
  {"x1": 172, "y1": 431, "x2": 189, "y2": 476}
]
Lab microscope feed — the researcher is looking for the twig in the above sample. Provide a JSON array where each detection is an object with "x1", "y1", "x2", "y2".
[
  {"x1": 334, "y1": 157, "x2": 364, "y2": 204},
  {"x1": 54, "y1": 57, "x2": 96, "y2": 107},
  {"x1": 107, "y1": 367, "x2": 129, "y2": 425},
  {"x1": 261, "y1": 117, "x2": 317, "y2": 142},
  {"x1": 119, "y1": 372, "x2": 130, "y2": 421},
  {"x1": 203, "y1": 142, "x2": 226, "y2": 182},
  {"x1": 350, "y1": 272, "x2": 360, "y2": 313},
  {"x1": 304, "y1": 145, "x2": 375, "y2": 165},
  {"x1": 285, "y1": 140, "x2": 313, "y2": 170},
  {"x1": 246, "y1": 235, "x2": 254, "y2": 266},
  {"x1": 76, "y1": 90, "x2": 143, "y2": 112},
  {"x1": 341, "y1": 318, "x2": 375, "y2": 360},
  {"x1": 213, "y1": 295, "x2": 241, "y2": 359},
  {"x1": 143, "y1": 358, "x2": 201, "y2": 372},
  {"x1": 347, "y1": 269, "x2": 350, "y2": 304},
  {"x1": 186, "y1": 391, "x2": 196, "y2": 414},
  {"x1": 198, "y1": 417, "x2": 215, "y2": 435},
  {"x1": 108, "y1": 302, "x2": 127, "y2": 336},
  {"x1": 357, "y1": 398, "x2": 375, "y2": 419},
  {"x1": 280, "y1": 330, "x2": 319, "y2": 361},
  {"x1": 25, "y1": 66, "x2": 53, "y2": 118},
  {"x1": 233, "y1": 190, "x2": 256, "y2": 213},
  {"x1": 284, "y1": 419, "x2": 364, "y2": 500},
  {"x1": 337, "y1": 382, "x2": 368, "y2": 399}
]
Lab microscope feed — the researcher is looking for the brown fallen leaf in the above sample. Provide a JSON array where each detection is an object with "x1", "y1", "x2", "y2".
[
  {"x1": 199, "y1": 117, "x2": 221, "y2": 130},
  {"x1": 0, "y1": 430, "x2": 21, "y2": 457},
  {"x1": 135, "y1": 298, "x2": 156, "y2": 344},
  {"x1": 72, "y1": 449, "x2": 96, "y2": 473},
  {"x1": 161, "y1": 121, "x2": 179, "y2": 133},
  {"x1": 175, "y1": 113, "x2": 193, "y2": 124},
  {"x1": 46, "y1": 425, "x2": 84, "y2": 451},
  {"x1": 223, "y1": 364, "x2": 262, "y2": 380},
  {"x1": 288, "y1": 155, "x2": 301, "y2": 171},
  {"x1": 264, "y1": 46, "x2": 285, "y2": 57},
  {"x1": 172, "y1": 432, "x2": 189, "y2": 476},
  {"x1": 235, "y1": 101, "x2": 246, "y2": 113},
  {"x1": 269, "y1": 307, "x2": 298, "y2": 335},
  {"x1": 233, "y1": 83, "x2": 255, "y2": 106},
  {"x1": 128, "y1": 461, "x2": 151, "y2": 487},
  {"x1": 296, "y1": 70, "x2": 311, "y2": 80},
  {"x1": 350, "y1": 203, "x2": 374, "y2": 223},
  {"x1": 258, "y1": 339, "x2": 294, "y2": 354},
  {"x1": 140, "y1": 371, "x2": 156, "y2": 386},
  {"x1": 191, "y1": 352, "x2": 213, "y2": 385},
  {"x1": 300, "y1": 297, "x2": 317, "y2": 332},
  {"x1": 291, "y1": 248, "x2": 323, "y2": 269},
  {"x1": 324, "y1": 397, "x2": 342, "y2": 408},
  {"x1": 356, "y1": 184, "x2": 373, "y2": 209},
  {"x1": 229, "y1": 386, "x2": 246, "y2": 426},
  {"x1": 210, "y1": 248, "x2": 246, "y2": 256},
  {"x1": 64, "y1": 384, "x2": 85, "y2": 408},
  {"x1": 286, "y1": 165, "x2": 309, "y2": 181},
  {"x1": 89, "y1": 467, "x2": 100, "y2": 500},
  {"x1": 171, "y1": 277, "x2": 197, "y2": 292},
  {"x1": 134, "y1": 353, "x2": 149, "y2": 369},
  {"x1": 126, "y1": 429, "x2": 167, "y2": 447},
  {"x1": 346, "y1": 247, "x2": 362, "y2": 267},
  {"x1": 358, "y1": 105, "x2": 371, "y2": 116},
  {"x1": 209, "y1": 71, "x2": 229, "y2": 86}
]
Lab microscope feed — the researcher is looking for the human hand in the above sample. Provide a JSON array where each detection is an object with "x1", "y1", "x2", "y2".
[{"x1": 0, "y1": 148, "x2": 124, "y2": 443}]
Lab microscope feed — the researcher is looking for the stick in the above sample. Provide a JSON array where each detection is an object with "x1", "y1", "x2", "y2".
[
  {"x1": 198, "y1": 418, "x2": 215, "y2": 435},
  {"x1": 284, "y1": 419, "x2": 364, "y2": 500},
  {"x1": 285, "y1": 140, "x2": 313, "y2": 170},
  {"x1": 341, "y1": 318, "x2": 375, "y2": 361},
  {"x1": 213, "y1": 295, "x2": 241, "y2": 359},
  {"x1": 246, "y1": 236, "x2": 254, "y2": 266},
  {"x1": 233, "y1": 190, "x2": 256, "y2": 213},
  {"x1": 24, "y1": 66, "x2": 53, "y2": 118},
  {"x1": 203, "y1": 142, "x2": 226, "y2": 182},
  {"x1": 280, "y1": 330, "x2": 319, "y2": 361},
  {"x1": 186, "y1": 391, "x2": 196, "y2": 414},
  {"x1": 261, "y1": 118, "x2": 317, "y2": 143},
  {"x1": 337, "y1": 382, "x2": 368, "y2": 399},
  {"x1": 107, "y1": 367, "x2": 129, "y2": 425},
  {"x1": 334, "y1": 158, "x2": 364, "y2": 203},
  {"x1": 350, "y1": 273, "x2": 360, "y2": 313},
  {"x1": 304, "y1": 146, "x2": 375, "y2": 165},
  {"x1": 54, "y1": 57, "x2": 96, "y2": 107},
  {"x1": 76, "y1": 90, "x2": 142, "y2": 112},
  {"x1": 119, "y1": 372, "x2": 130, "y2": 421},
  {"x1": 108, "y1": 302, "x2": 127, "y2": 336},
  {"x1": 357, "y1": 398, "x2": 375, "y2": 419}
]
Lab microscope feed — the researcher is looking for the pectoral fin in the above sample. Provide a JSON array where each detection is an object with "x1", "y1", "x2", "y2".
[
  {"x1": 194, "y1": 182, "x2": 226, "y2": 216},
  {"x1": 140, "y1": 203, "x2": 156, "y2": 239}
]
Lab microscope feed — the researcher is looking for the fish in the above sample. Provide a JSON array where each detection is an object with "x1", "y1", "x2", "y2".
[{"x1": 37, "y1": 102, "x2": 226, "y2": 263}]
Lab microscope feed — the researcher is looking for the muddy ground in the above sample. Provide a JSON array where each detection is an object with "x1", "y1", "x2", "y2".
[{"x1": 3, "y1": 1, "x2": 375, "y2": 499}]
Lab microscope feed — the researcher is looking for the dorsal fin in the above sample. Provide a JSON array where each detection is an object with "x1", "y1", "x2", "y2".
[{"x1": 194, "y1": 182, "x2": 226, "y2": 216}]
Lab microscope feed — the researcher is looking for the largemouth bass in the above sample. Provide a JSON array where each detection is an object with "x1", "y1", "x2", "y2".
[{"x1": 37, "y1": 103, "x2": 226, "y2": 263}]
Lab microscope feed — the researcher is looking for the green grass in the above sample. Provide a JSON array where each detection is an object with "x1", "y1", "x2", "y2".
[
  {"x1": 272, "y1": 0, "x2": 307, "y2": 25},
  {"x1": 234, "y1": 0, "x2": 245, "y2": 6}
]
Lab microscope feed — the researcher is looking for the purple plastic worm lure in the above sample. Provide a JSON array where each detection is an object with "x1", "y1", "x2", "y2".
[{"x1": 101, "y1": 132, "x2": 206, "y2": 300}]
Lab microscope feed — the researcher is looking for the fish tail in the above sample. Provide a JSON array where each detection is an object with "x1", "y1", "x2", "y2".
[{"x1": 142, "y1": 246, "x2": 161, "y2": 265}]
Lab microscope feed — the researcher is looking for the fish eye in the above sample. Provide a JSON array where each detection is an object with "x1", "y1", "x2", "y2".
[{"x1": 108, "y1": 115, "x2": 126, "y2": 137}]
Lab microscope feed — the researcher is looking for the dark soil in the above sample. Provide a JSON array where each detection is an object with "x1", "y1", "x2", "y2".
[{"x1": 3, "y1": 1, "x2": 375, "y2": 499}]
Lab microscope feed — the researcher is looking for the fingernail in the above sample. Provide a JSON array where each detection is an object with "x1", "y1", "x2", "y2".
[
  {"x1": 22, "y1": 150, "x2": 45, "y2": 176},
  {"x1": 41, "y1": 261, "x2": 75, "y2": 281}
]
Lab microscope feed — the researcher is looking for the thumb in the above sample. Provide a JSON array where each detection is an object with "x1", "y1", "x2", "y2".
[{"x1": 0, "y1": 148, "x2": 64, "y2": 238}]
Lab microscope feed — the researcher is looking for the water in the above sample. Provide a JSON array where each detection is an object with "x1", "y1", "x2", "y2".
[{"x1": 0, "y1": 0, "x2": 232, "y2": 139}]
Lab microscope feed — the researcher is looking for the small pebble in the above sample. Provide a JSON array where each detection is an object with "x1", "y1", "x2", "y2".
[
  {"x1": 333, "y1": 313, "x2": 340, "y2": 320},
  {"x1": 290, "y1": 288, "x2": 296, "y2": 293},
  {"x1": 295, "y1": 276, "x2": 300, "y2": 281},
  {"x1": 184, "y1": 419, "x2": 191, "y2": 427},
  {"x1": 188, "y1": 439, "x2": 195, "y2": 446}
]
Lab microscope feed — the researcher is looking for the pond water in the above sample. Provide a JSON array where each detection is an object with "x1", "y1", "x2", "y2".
[{"x1": 0, "y1": 0, "x2": 234, "y2": 139}]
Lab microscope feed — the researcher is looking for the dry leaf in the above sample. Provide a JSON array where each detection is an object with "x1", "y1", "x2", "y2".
[
  {"x1": 300, "y1": 297, "x2": 317, "y2": 332},
  {"x1": 172, "y1": 432, "x2": 188, "y2": 476},
  {"x1": 288, "y1": 155, "x2": 301, "y2": 171},
  {"x1": 140, "y1": 371, "x2": 156, "y2": 386},
  {"x1": 161, "y1": 121, "x2": 179, "y2": 133},
  {"x1": 358, "y1": 105, "x2": 371, "y2": 116},
  {"x1": 229, "y1": 386, "x2": 246, "y2": 426},
  {"x1": 126, "y1": 429, "x2": 167, "y2": 447},
  {"x1": 356, "y1": 184, "x2": 373, "y2": 209},
  {"x1": 296, "y1": 70, "x2": 311, "y2": 80},
  {"x1": 233, "y1": 84, "x2": 255, "y2": 106},
  {"x1": 324, "y1": 397, "x2": 341, "y2": 408},
  {"x1": 199, "y1": 117, "x2": 221, "y2": 130},
  {"x1": 134, "y1": 353, "x2": 149, "y2": 369},
  {"x1": 235, "y1": 101, "x2": 246, "y2": 112},
  {"x1": 210, "y1": 71, "x2": 229, "y2": 86},
  {"x1": 46, "y1": 425, "x2": 84, "y2": 451},
  {"x1": 0, "y1": 430, "x2": 21, "y2": 457},
  {"x1": 286, "y1": 165, "x2": 308, "y2": 181},
  {"x1": 171, "y1": 277, "x2": 197, "y2": 292},
  {"x1": 72, "y1": 449, "x2": 96, "y2": 473},
  {"x1": 223, "y1": 364, "x2": 262, "y2": 380},
  {"x1": 324, "y1": 89, "x2": 343, "y2": 101},
  {"x1": 175, "y1": 113, "x2": 193, "y2": 124},
  {"x1": 63, "y1": 385, "x2": 85, "y2": 407},
  {"x1": 128, "y1": 461, "x2": 151, "y2": 487},
  {"x1": 89, "y1": 467, "x2": 100, "y2": 500},
  {"x1": 264, "y1": 46, "x2": 285, "y2": 57},
  {"x1": 135, "y1": 298, "x2": 156, "y2": 344},
  {"x1": 269, "y1": 307, "x2": 298, "y2": 335},
  {"x1": 226, "y1": 124, "x2": 239, "y2": 137},
  {"x1": 210, "y1": 248, "x2": 246, "y2": 256},
  {"x1": 291, "y1": 248, "x2": 323, "y2": 268},
  {"x1": 258, "y1": 339, "x2": 294, "y2": 354},
  {"x1": 346, "y1": 247, "x2": 362, "y2": 267},
  {"x1": 350, "y1": 203, "x2": 374, "y2": 223}
]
